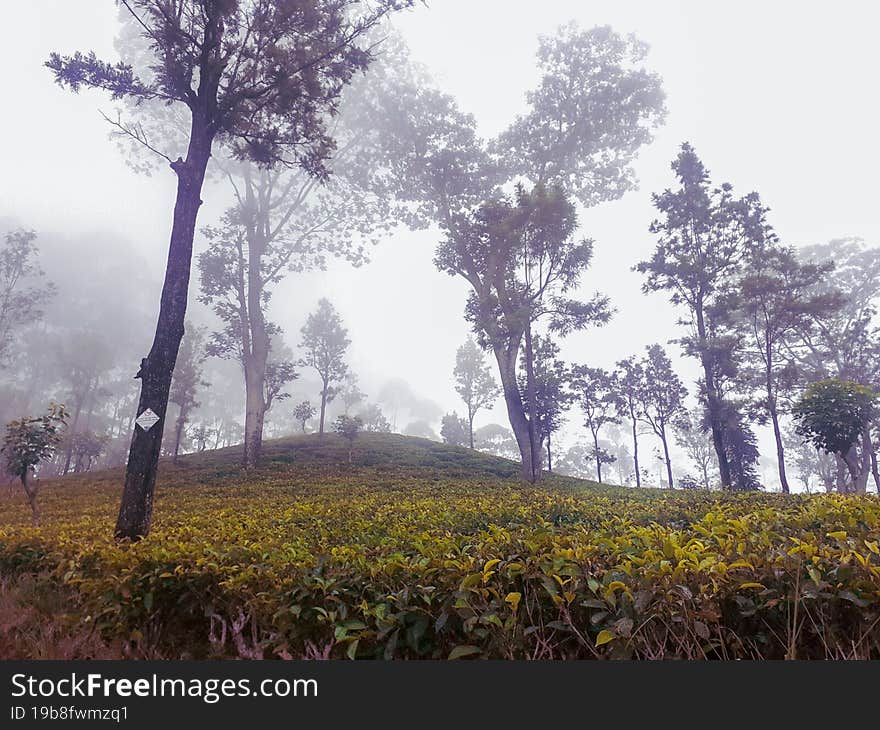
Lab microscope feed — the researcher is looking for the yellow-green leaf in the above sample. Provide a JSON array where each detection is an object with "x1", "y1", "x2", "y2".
[
  {"x1": 595, "y1": 629, "x2": 615, "y2": 647},
  {"x1": 448, "y1": 645, "x2": 481, "y2": 660},
  {"x1": 505, "y1": 592, "x2": 521, "y2": 612}
]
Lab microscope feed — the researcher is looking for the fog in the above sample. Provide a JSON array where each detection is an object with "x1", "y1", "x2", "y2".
[{"x1": 2, "y1": 1, "x2": 879, "y2": 489}]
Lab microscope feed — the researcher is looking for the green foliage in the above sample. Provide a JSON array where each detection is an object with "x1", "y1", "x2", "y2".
[
  {"x1": 441, "y1": 413, "x2": 469, "y2": 447},
  {"x1": 334, "y1": 415, "x2": 363, "y2": 463},
  {"x1": 334, "y1": 415, "x2": 363, "y2": 442},
  {"x1": 2, "y1": 403, "x2": 68, "y2": 480},
  {"x1": 293, "y1": 401, "x2": 316, "y2": 433},
  {"x1": 300, "y1": 299, "x2": 350, "y2": 431},
  {"x1": 1, "y1": 433, "x2": 878, "y2": 660},
  {"x1": 454, "y1": 338, "x2": 499, "y2": 445},
  {"x1": 794, "y1": 379, "x2": 877, "y2": 456}
]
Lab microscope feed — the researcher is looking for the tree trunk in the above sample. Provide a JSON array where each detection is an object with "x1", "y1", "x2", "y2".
[
  {"x1": 835, "y1": 455, "x2": 847, "y2": 493},
  {"x1": 871, "y1": 448, "x2": 880, "y2": 494},
  {"x1": 592, "y1": 429, "x2": 602, "y2": 483},
  {"x1": 242, "y1": 358, "x2": 267, "y2": 469},
  {"x1": 523, "y1": 321, "x2": 542, "y2": 483},
  {"x1": 20, "y1": 471, "x2": 39, "y2": 526},
  {"x1": 62, "y1": 392, "x2": 85, "y2": 476},
  {"x1": 695, "y1": 304, "x2": 731, "y2": 489},
  {"x1": 492, "y1": 343, "x2": 535, "y2": 482},
  {"x1": 768, "y1": 402, "x2": 790, "y2": 494},
  {"x1": 241, "y1": 204, "x2": 270, "y2": 469},
  {"x1": 841, "y1": 429, "x2": 872, "y2": 494},
  {"x1": 631, "y1": 416, "x2": 641, "y2": 488},
  {"x1": 319, "y1": 377, "x2": 328, "y2": 436},
  {"x1": 173, "y1": 407, "x2": 186, "y2": 464},
  {"x1": 115, "y1": 123, "x2": 213, "y2": 541},
  {"x1": 546, "y1": 433, "x2": 552, "y2": 472},
  {"x1": 468, "y1": 410, "x2": 475, "y2": 450},
  {"x1": 660, "y1": 426, "x2": 674, "y2": 489}
]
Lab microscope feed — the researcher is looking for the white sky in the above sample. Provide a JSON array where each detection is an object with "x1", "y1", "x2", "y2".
[{"x1": 2, "y1": 1, "x2": 879, "y2": 488}]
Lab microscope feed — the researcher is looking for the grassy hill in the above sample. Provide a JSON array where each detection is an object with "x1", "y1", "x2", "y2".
[{"x1": 1, "y1": 433, "x2": 879, "y2": 660}]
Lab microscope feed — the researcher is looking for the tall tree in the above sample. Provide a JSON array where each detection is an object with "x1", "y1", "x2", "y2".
[
  {"x1": 615, "y1": 356, "x2": 644, "y2": 487},
  {"x1": 637, "y1": 344, "x2": 687, "y2": 490},
  {"x1": 387, "y1": 24, "x2": 665, "y2": 482},
  {"x1": 299, "y1": 299, "x2": 349, "y2": 435},
  {"x1": 169, "y1": 322, "x2": 208, "y2": 462},
  {"x1": 453, "y1": 337, "x2": 499, "y2": 448},
  {"x1": 440, "y1": 185, "x2": 611, "y2": 482},
  {"x1": 730, "y1": 247, "x2": 842, "y2": 493},
  {"x1": 675, "y1": 409, "x2": 719, "y2": 490},
  {"x1": 518, "y1": 335, "x2": 572, "y2": 471},
  {"x1": 0, "y1": 229, "x2": 54, "y2": 369},
  {"x1": 48, "y1": 0, "x2": 413, "y2": 539},
  {"x1": 570, "y1": 365, "x2": 621, "y2": 483},
  {"x1": 636, "y1": 143, "x2": 775, "y2": 490}
]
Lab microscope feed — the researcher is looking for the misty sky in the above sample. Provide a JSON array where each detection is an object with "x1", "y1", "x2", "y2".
[{"x1": 2, "y1": 1, "x2": 879, "y2": 487}]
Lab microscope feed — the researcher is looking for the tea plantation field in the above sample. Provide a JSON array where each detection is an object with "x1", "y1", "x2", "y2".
[{"x1": 1, "y1": 433, "x2": 879, "y2": 659}]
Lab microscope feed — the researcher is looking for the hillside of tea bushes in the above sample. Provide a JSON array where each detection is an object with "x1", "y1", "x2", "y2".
[{"x1": 1, "y1": 433, "x2": 879, "y2": 659}]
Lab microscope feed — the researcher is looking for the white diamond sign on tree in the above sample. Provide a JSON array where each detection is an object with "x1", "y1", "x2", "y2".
[{"x1": 135, "y1": 409, "x2": 160, "y2": 432}]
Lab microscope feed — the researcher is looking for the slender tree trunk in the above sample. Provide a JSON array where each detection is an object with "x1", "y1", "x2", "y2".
[
  {"x1": 856, "y1": 427, "x2": 872, "y2": 494},
  {"x1": 115, "y1": 121, "x2": 213, "y2": 541},
  {"x1": 695, "y1": 305, "x2": 732, "y2": 489},
  {"x1": 701, "y1": 461, "x2": 709, "y2": 490},
  {"x1": 631, "y1": 415, "x2": 641, "y2": 487},
  {"x1": 546, "y1": 433, "x2": 552, "y2": 472},
  {"x1": 492, "y1": 343, "x2": 535, "y2": 482},
  {"x1": 173, "y1": 407, "x2": 186, "y2": 464},
  {"x1": 319, "y1": 378, "x2": 328, "y2": 436},
  {"x1": 62, "y1": 393, "x2": 85, "y2": 476},
  {"x1": 523, "y1": 322, "x2": 542, "y2": 483},
  {"x1": 242, "y1": 203, "x2": 270, "y2": 469},
  {"x1": 871, "y1": 449, "x2": 880, "y2": 494},
  {"x1": 468, "y1": 409, "x2": 475, "y2": 450},
  {"x1": 768, "y1": 402, "x2": 790, "y2": 494},
  {"x1": 660, "y1": 425, "x2": 673, "y2": 489},
  {"x1": 591, "y1": 428, "x2": 602, "y2": 483},
  {"x1": 20, "y1": 471, "x2": 39, "y2": 526}
]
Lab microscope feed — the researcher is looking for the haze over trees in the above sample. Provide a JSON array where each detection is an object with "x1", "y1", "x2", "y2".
[
  {"x1": 637, "y1": 143, "x2": 776, "y2": 491},
  {"x1": 569, "y1": 365, "x2": 621, "y2": 483},
  {"x1": 385, "y1": 24, "x2": 666, "y2": 482},
  {"x1": 299, "y1": 299, "x2": 350, "y2": 435},
  {"x1": 47, "y1": 0, "x2": 415, "y2": 539},
  {"x1": 195, "y1": 34, "x2": 423, "y2": 471},
  {"x1": 453, "y1": 338, "x2": 499, "y2": 448},
  {"x1": 0, "y1": 229, "x2": 54, "y2": 369},
  {"x1": 168, "y1": 323, "x2": 209, "y2": 462}
]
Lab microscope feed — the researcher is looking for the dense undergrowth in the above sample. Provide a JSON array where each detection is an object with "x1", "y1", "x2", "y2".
[{"x1": 1, "y1": 433, "x2": 879, "y2": 659}]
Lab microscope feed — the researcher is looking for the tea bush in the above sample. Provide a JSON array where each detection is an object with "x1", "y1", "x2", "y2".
[{"x1": 0, "y1": 434, "x2": 878, "y2": 659}]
